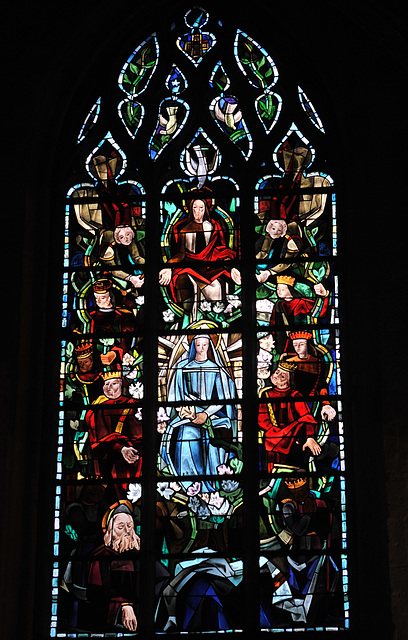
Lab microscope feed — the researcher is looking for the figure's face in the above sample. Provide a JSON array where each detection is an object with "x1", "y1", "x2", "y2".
[
  {"x1": 292, "y1": 339, "x2": 308, "y2": 358},
  {"x1": 94, "y1": 291, "x2": 113, "y2": 309},
  {"x1": 271, "y1": 367, "x2": 290, "y2": 389},
  {"x1": 103, "y1": 377, "x2": 123, "y2": 399},
  {"x1": 276, "y1": 283, "x2": 292, "y2": 300},
  {"x1": 268, "y1": 221, "x2": 284, "y2": 239},
  {"x1": 115, "y1": 225, "x2": 134, "y2": 245},
  {"x1": 78, "y1": 355, "x2": 93, "y2": 372},
  {"x1": 259, "y1": 334, "x2": 275, "y2": 352},
  {"x1": 112, "y1": 513, "x2": 134, "y2": 540},
  {"x1": 194, "y1": 337, "x2": 210, "y2": 361},
  {"x1": 105, "y1": 510, "x2": 140, "y2": 552},
  {"x1": 192, "y1": 199, "x2": 206, "y2": 223}
]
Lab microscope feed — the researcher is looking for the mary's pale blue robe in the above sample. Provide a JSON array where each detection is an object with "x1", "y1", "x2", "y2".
[{"x1": 160, "y1": 337, "x2": 237, "y2": 484}]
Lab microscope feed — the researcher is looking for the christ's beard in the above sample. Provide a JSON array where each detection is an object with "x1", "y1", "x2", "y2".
[{"x1": 108, "y1": 530, "x2": 140, "y2": 552}]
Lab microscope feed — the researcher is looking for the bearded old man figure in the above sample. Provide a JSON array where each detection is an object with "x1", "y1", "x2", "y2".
[{"x1": 86, "y1": 502, "x2": 140, "y2": 631}]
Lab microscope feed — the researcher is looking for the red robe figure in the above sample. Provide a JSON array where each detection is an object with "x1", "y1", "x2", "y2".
[
  {"x1": 159, "y1": 197, "x2": 241, "y2": 316},
  {"x1": 86, "y1": 371, "x2": 142, "y2": 499},
  {"x1": 270, "y1": 275, "x2": 329, "y2": 329},
  {"x1": 258, "y1": 361, "x2": 321, "y2": 472},
  {"x1": 89, "y1": 277, "x2": 136, "y2": 334},
  {"x1": 281, "y1": 330, "x2": 337, "y2": 423}
]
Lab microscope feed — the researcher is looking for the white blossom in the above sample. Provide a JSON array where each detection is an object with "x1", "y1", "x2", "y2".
[
  {"x1": 122, "y1": 352, "x2": 136, "y2": 366},
  {"x1": 157, "y1": 407, "x2": 170, "y2": 423},
  {"x1": 257, "y1": 348, "x2": 273, "y2": 368},
  {"x1": 127, "y1": 483, "x2": 142, "y2": 503},
  {"x1": 129, "y1": 381, "x2": 144, "y2": 399},
  {"x1": 256, "y1": 298, "x2": 274, "y2": 313},
  {"x1": 157, "y1": 482, "x2": 175, "y2": 500},
  {"x1": 212, "y1": 301, "x2": 225, "y2": 313},
  {"x1": 163, "y1": 309, "x2": 175, "y2": 322},
  {"x1": 200, "y1": 300, "x2": 211, "y2": 312}
]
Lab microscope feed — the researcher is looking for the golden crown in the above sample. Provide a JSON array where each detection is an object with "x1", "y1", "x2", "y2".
[
  {"x1": 277, "y1": 360, "x2": 298, "y2": 372},
  {"x1": 101, "y1": 369, "x2": 122, "y2": 381},
  {"x1": 276, "y1": 275, "x2": 295, "y2": 286},
  {"x1": 289, "y1": 330, "x2": 312, "y2": 341},
  {"x1": 74, "y1": 340, "x2": 93, "y2": 359},
  {"x1": 92, "y1": 278, "x2": 112, "y2": 294}
]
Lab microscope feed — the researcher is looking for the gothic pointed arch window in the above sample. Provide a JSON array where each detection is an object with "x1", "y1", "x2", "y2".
[{"x1": 51, "y1": 6, "x2": 349, "y2": 636}]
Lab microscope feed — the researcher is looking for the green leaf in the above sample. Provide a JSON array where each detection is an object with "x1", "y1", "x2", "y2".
[
  {"x1": 125, "y1": 102, "x2": 142, "y2": 127},
  {"x1": 65, "y1": 525, "x2": 79, "y2": 542},
  {"x1": 257, "y1": 55, "x2": 266, "y2": 72},
  {"x1": 129, "y1": 62, "x2": 140, "y2": 77},
  {"x1": 230, "y1": 129, "x2": 247, "y2": 142}
]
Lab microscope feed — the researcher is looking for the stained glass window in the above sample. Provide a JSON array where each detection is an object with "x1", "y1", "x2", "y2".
[{"x1": 52, "y1": 6, "x2": 349, "y2": 636}]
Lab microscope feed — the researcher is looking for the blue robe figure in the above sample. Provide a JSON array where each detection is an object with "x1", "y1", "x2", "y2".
[{"x1": 160, "y1": 334, "x2": 237, "y2": 488}]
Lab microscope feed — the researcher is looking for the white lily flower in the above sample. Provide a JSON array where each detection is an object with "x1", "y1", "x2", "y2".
[{"x1": 127, "y1": 483, "x2": 142, "y2": 503}]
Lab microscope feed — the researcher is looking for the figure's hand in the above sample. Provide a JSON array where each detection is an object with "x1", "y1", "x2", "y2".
[
  {"x1": 192, "y1": 411, "x2": 208, "y2": 425},
  {"x1": 314, "y1": 282, "x2": 327, "y2": 297},
  {"x1": 230, "y1": 267, "x2": 241, "y2": 285},
  {"x1": 128, "y1": 274, "x2": 144, "y2": 289},
  {"x1": 159, "y1": 268, "x2": 172, "y2": 286},
  {"x1": 302, "y1": 437, "x2": 321, "y2": 456},
  {"x1": 122, "y1": 605, "x2": 137, "y2": 631},
  {"x1": 121, "y1": 447, "x2": 140, "y2": 464},
  {"x1": 256, "y1": 270, "x2": 270, "y2": 283},
  {"x1": 177, "y1": 406, "x2": 196, "y2": 420},
  {"x1": 321, "y1": 404, "x2": 336, "y2": 421}
]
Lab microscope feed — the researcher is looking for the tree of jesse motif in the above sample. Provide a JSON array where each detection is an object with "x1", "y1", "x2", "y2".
[{"x1": 53, "y1": 7, "x2": 349, "y2": 637}]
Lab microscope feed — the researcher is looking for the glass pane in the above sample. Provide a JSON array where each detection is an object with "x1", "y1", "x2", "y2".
[
  {"x1": 53, "y1": 6, "x2": 350, "y2": 635},
  {"x1": 155, "y1": 552, "x2": 244, "y2": 632},
  {"x1": 160, "y1": 187, "x2": 241, "y2": 330},
  {"x1": 259, "y1": 473, "x2": 347, "y2": 630},
  {"x1": 157, "y1": 332, "x2": 243, "y2": 479}
]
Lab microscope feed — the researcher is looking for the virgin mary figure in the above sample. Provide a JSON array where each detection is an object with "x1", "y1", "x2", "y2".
[{"x1": 160, "y1": 334, "x2": 238, "y2": 487}]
